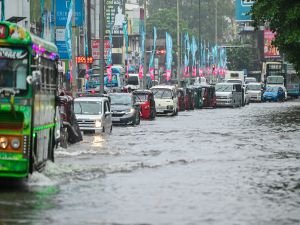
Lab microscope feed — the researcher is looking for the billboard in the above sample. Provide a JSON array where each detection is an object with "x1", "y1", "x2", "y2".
[
  {"x1": 91, "y1": 39, "x2": 110, "y2": 60},
  {"x1": 264, "y1": 29, "x2": 280, "y2": 58},
  {"x1": 235, "y1": 0, "x2": 255, "y2": 22},
  {"x1": 105, "y1": 0, "x2": 126, "y2": 35},
  {"x1": 56, "y1": 0, "x2": 83, "y2": 26},
  {"x1": 55, "y1": 28, "x2": 68, "y2": 59}
]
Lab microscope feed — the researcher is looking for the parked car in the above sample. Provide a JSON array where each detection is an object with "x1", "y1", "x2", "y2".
[
  {"x1": 109, "y1": 93, "x2": 141, "y2": 125},
  {"x1": 150, "y1": 85, "x2": 178, "y2": 116},
  {"x1": 133, "y1": 90, "x2": 156, "y2": 120},
  {"x1": 74, "y1": 95, "x2": 112, "y2": 134},
  {"x1": 262, "y1": 86, "x2": 285, "y2": 102},
  {"x1": 247, "y1": 82, "x2": 263, "y2": 102},
  {"x1": 215, "y1": 83, "x2": 243, "y2": 107}
]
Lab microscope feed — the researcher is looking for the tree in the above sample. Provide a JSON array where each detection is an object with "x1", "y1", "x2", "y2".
[
  {"x1": 146, "y1": 0, "x2": 235, "y2": 44},
  {"x1": 146, "y1": 7, "x2": 191, "y2": 45},
  {"x1": 251, "y1": 0, "x2": 300, "y2": 73}
]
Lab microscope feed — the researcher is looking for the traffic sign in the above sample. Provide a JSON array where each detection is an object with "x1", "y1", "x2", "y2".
[{"x1": 235, "y1": 0, "x2": 255, "y2": 22}]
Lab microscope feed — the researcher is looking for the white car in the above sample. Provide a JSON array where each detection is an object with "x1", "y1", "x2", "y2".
[
  {"x1": 74, "y1": 95, "x2": 112, "y2": 134},
  {"x1": 247, "y1": 82, "x2": 263, "y2": 102},
  {"x1": 150, "y1": 85, "x2": 178, "y2": 115}
]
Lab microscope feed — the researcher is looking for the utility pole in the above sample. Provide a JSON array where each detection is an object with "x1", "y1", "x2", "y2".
[
  {"x1": 99, "y1": 0, "x2": 105, "y2": 94},
  {"x1": 215, "y1": 0, "x2": 218, "y2": 45},
  {"x1": 72, "y1": 0, "x2": 78, "y2": 95},
  {"x1": 87, "y1": 0, "x2": 92, "y2": 56},
  {"x1": 143, "y1": 0, "x2": 147, "y2": 89},
  {"x1": 198, "y1": 0, "x2": 201, "y2": 38},
  {"x1": 177, "y1": 0, "x2": 181, "y2": 87}
]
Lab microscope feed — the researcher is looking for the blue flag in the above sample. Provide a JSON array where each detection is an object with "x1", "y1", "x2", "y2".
[{"x1": 65, "y1": 0, "x2": 73, "y2": 60}]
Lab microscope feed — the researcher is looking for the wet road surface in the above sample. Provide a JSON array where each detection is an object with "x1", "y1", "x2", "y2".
[{"x1": 1, "y1": 101, "x2": 300, "y2": 225}]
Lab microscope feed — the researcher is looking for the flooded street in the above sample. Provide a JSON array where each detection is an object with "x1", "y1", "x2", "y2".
[{"x1": 1, "y1": 101, "x2": 300, "y2": 225}]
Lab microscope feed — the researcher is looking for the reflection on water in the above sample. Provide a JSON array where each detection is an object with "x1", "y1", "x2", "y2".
[{"x1": 1, "y1": 101, "x2": 300, "y2": 225}]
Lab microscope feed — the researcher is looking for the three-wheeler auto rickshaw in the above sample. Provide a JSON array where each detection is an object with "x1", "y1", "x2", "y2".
[
  {"x1": 192, "y1": 86, "x2": 203, "y2": 109},
  {"x1": 133, "y1": 90, "x2": 156, "y2": 119},
  {"x1": 56, "y1": 92, "x2": 83, "y2": 148},
  {"x1": 184, "y1": 87, "x2": 195, "y2": 110},
  {"x1": 177, "y1": 88, "x2": 185, "y2": 111},
  {"x1": 201, "y1": 85, "x2": 217, "y2": 108}
]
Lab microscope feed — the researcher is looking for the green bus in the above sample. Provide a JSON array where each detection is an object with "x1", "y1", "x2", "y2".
[{"x1": 0, "y1": 21, "x2": 59, "y2": 178}]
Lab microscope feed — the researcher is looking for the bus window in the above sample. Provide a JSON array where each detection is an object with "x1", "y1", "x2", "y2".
[{"x1": 16, "y1": 65, "x2": 27, "y2": 89}]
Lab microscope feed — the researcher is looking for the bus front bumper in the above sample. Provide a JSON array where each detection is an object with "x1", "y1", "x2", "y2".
[{"x1": 0, "y1": 153, "x2": 28, "y2": 178}]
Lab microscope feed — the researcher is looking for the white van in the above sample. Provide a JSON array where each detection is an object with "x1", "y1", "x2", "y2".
[
  {"x1": 125, "y1": 73, "x2": 141, "y2": 90},
  {"x1": 74, "y1": 96, "x2": 112, "y2": 134},
  {"x1": 150, "y1": 85, "x2": 178, "y2": 116},
  {"x1": 215, "y1": 83, "x2": 243, "y2": 107},
  {"x1": 247, "y1": 82, "x2": 263, "y2": 102}
]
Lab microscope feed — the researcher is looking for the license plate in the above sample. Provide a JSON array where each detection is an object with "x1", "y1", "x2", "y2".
[{"x1": 112, "y1": 117, "x2": 120, "y2": 122}]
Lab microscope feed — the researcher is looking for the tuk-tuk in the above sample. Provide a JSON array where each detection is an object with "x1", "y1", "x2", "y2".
[
  {"x1": 56, "y1": 92, "x2": 83, "y2": 148},
  {"x1": 201, "y1": 85, "x2": 217, "y2": 108},
  {"x1": 192, "y1": 86, "x2": 203, "y2": 109},
  {"x1": 184, "y1": 87, "x2": 195, "y2": 110},
  {"x1": 133, "y1": 90, "x2": 156, "y2": 120},
  {"x1": 177, "y1": 88, "x2": 185, "y2": 111}
]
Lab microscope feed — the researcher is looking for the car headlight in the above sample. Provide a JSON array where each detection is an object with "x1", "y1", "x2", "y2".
[
  {"x1": 126, "y1": 108, "x2": 135, "y2": 114},
  {"x1": 0, "y1": 137, "x2": 9, "y2": 149},
  {"x1": 11, "y1": 138, "x2": 21, "y2": 149},
  {"x1": 95, "y1": 120, "x2": 102, "y2": 128}
]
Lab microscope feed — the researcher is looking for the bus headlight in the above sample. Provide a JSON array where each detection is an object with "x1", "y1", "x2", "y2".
[
  {"x1": 0, "y1": 137, "x2": 9, "y2": 149},
  {"x1": 11, "y1": 138, "x2": 21, "y2": 149}
]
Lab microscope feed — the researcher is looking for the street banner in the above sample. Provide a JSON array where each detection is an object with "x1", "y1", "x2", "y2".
[
  {"x1": 184, "y1": 33, "x2": 190, "y2": 77},
  {"x1": 165, "y1": 32, "x2": 172, "y2": 81},
  {"x1": 106, "y1": 10, "x2": 113, "y2": 68},
  {"x1": 139, "y1": 25, "x2": 145, "y2": 78},
  {"x1": 65, "y1": 0, "x2": 72, "y2": 60},
  {"x1": 56, "y1": 0, "x2": 83, "y2": 26},
  {"x1": 139, "y1": 64, "x2": 143, "y2": 79},
  {"x1": 191, "y1": 36, "x2": 197, "y2": 77},
  {"x1": 149, "y1": 27, "x2": 157, "y2": 81}
]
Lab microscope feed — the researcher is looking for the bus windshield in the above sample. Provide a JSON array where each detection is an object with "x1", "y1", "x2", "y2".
[
  {"x1": 0, "y1": 47, "x2": 28, "y2": 92},
  {"x1": 267, "y1": 76, "x2": 284, "y2": 84}
]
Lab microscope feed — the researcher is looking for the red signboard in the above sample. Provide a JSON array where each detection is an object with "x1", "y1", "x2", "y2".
[
  {"x1": 92, "y1": 39, "x2": 110, "y2": 60},
  {"x1": 264, "y1": 30, "x2": 280, "y2": 58}
]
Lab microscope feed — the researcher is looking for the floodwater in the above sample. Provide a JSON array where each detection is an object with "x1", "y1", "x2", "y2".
[{"x1": 1, "y1": 101, "x2": 300, "y2": 225}]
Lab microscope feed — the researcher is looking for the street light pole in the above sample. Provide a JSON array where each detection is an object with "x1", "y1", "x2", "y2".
[
  {"x1": 99, "y1": 0, "x2": 105, "y2": 94},
  {"x1": 176, "y1": 0, "x2": 181, "y2": 87},
  {"x1": 215, "y1": 0, "x2": 218, "y2": 45},
  {"x1": 143, "y1": 0, "x2": 147, "y2": 89}
]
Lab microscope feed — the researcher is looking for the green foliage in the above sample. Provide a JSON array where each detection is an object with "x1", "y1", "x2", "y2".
[
  {"x1": 251, "y1": 0, "x2": 300, "y2": 73},
  {"x1": 146, "y1": 8, "x2": 190, "y2": 41},
  {"x1": 147, "y1": 0, "x2": 234, "y2": 44},
  {"x1": 226, "y1": 44, "x2": 258, "y2": 71}
]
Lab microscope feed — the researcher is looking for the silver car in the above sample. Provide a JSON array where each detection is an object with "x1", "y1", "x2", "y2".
[{"x1": 74, "y1": 96, "x2": 112, "y2": 134}]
